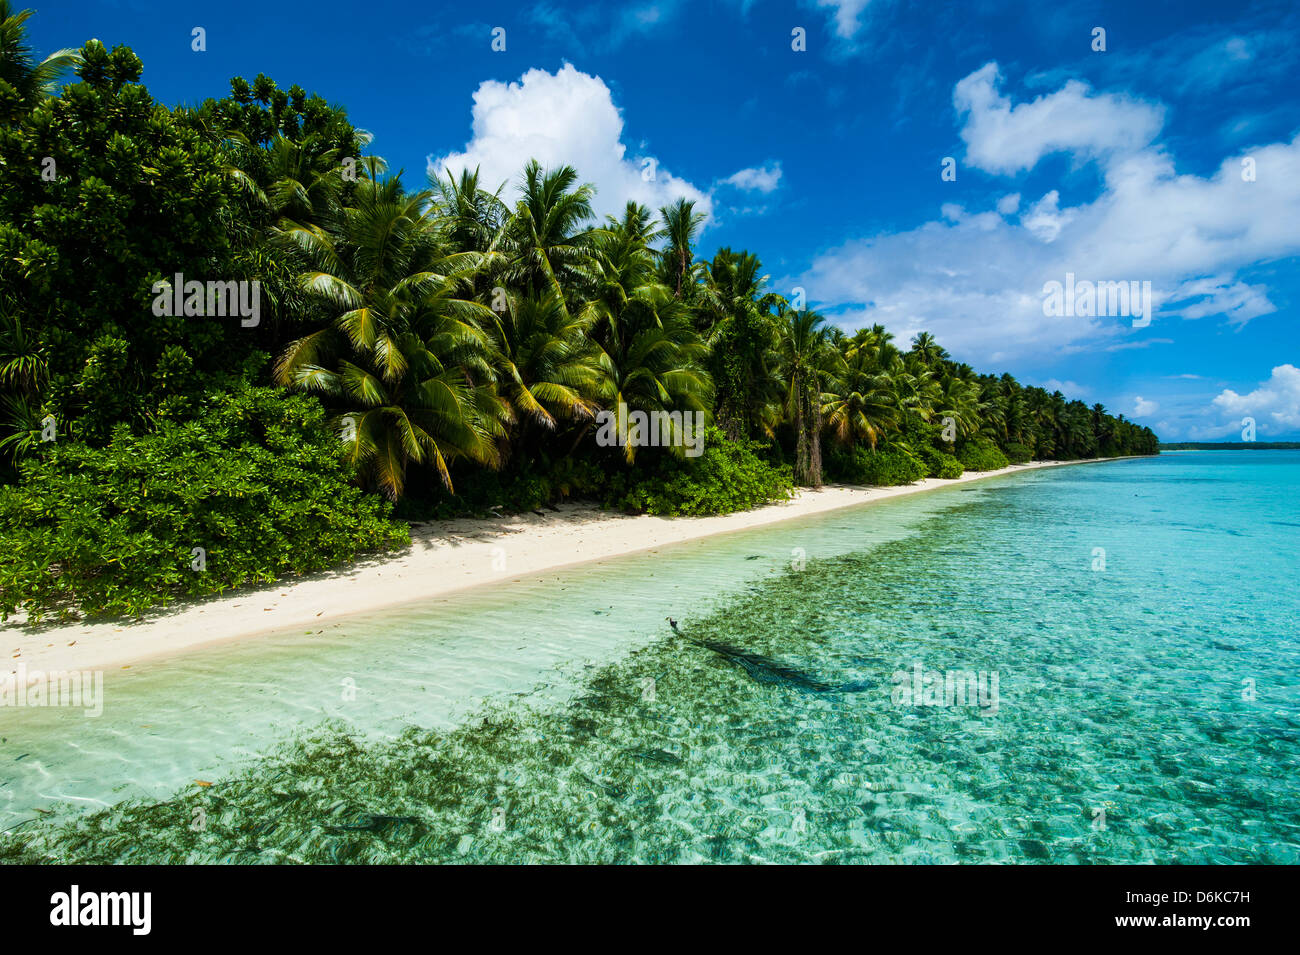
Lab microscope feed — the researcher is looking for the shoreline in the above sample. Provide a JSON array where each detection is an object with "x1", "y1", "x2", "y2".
[{"x1": 2, "y1": 457, "x2": 1132, "y2": 684}]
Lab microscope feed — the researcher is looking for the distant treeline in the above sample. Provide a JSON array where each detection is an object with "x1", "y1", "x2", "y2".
[{"x1": 1160, "y1": 442, "x2": 1300, "y2": 450}]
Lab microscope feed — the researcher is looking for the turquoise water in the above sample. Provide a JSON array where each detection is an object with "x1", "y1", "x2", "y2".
[{"x1": 2, "y1": 452, "x2": 1298, "y2": 863}]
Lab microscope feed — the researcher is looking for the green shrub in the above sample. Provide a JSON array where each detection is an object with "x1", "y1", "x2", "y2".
[
  {"x1": 606, "y1": 428, "x2": 792, "y2": 516},
  {"x1": 955, "y1": 437, "x2": 1010, "y2": 472},
  {"x1": 0, "y1": 387, "x2": 408, "y2": 622},
  {"x1": 1003, "y1": 442, "x2": 1034, "y2": 464},
  {"x1": 398, "y1": 455, "x2": 610, "y2": 520},
  {"x1": 915, "y1": 442, "x2": 964, "y2": 479},
  {"x1": 826, "y1": 444, "x2": 926, "y2": 486}
]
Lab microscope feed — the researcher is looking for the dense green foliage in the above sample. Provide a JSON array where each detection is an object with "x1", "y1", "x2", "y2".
[
  {"x1": 0, "y1": 10, "x2": 1158, "y2": 619},
  {"x1": 955, "y1": 437, "x2": 1011, "y2": 472},
  {"x1": 826, "y1": 445, "x2": 926, "y2": 487},
  {"x1": 1003, "y1": 442, "x2": 1034, "y2": 465},
  {"x1": 910, "y1": 437, "x2": 964, "y2": 479},
  {"x1": 606, "y1": 428, "x2": 792, "y2": 515},
  {"x1": 0, "y1": 386, "x2": 407, "y2": 620}
]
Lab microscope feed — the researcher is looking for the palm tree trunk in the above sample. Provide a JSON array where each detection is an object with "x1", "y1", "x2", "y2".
[
  {"x1": 793, "y1": 369, "x2": 809, "y2": 484},
  {"x1": 809, "y1": 385, "x2": 824, "y2": 486},
  {"x1": 565, "y1": 421, "x2": 593, "y2": 456}
]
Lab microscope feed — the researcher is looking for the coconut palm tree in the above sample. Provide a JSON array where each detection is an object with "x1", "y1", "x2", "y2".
[
  {"x1": 697, "y1": 248, "x2": 784, "y2": 438},
  {"x1": 776, "y1": 303, "x2": 833, "y2": 485},
  {"x1": 586, "y1": 203, "x2": 662, "y2": 350},
  {"x1": 428, "y1": 165, "x2": 509, "y2": 255},
  {"x1": 895, "y1": 351, "x2": 941, "y2": 423},
  {"x1": 0, "y1": 1, "x2": 79, "y2": 111},
  {"x1": 251, "y1": 133, "x2": 349, "y2": 228},
  {"x1": 503, "y1": 160, "x2": 600, "y2": 300},
  {"x1": 607, "y1": 201, "x2": 662, "y2": 247},
  {"x1": 486, "y1": 289, "x2": 600, "y2": 434},
  {"x1": 934, "y1": 373, "x2": 981, "y2": 441},
  {"x1": 659, "y1": 197, "x2": 706, "y2": 299},
  {"x1": 909, "y1": 331, "x2": 948, "y2": 366},
  {"x1": 275, "y1": 169, "x2": 509, "y2": 498},
  {"x1": 823, "y1": 343, "x2": 900, "y2": 449},
  {"x1": 590, "y1": 284, "x2": 711, "y2": 463}
]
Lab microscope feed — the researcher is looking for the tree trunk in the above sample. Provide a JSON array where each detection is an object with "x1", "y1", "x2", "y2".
[
  {"x1": 792, "y1": 369, "x2": 809, "y2": 484},
  {"x1": 565, "y1": 421, "x2": 593, "y2": 457},
  {"x1": 809, "y1": 385, "x2": 824, "y2": 487}
]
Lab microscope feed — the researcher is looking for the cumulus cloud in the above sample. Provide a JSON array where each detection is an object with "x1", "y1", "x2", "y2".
[
  {"x1": 1133, "y1": 396, "x2": 1159, "y2": 416},
  {"x1": 720, "y1": 162, "x2": 783, "y2": 193},
  {"x1": 428, "y1": 65, "x2": 712, "y2": 222},
  {"x1": 954, "y1": 63, "x2": 1164, "y2": 175},
  {"x1": 792, "y1": 64, "x2": 1300, "y2": 366},
  {"x1": 1020, "y1": 190, "x2": 1075, "y2": 243},
  {"x1": 996, "y1": 193, "x2": 1021, "y2": 215},
  {"x1": 1165, "y1": 276, "x2": 1276, "y2": 325},
  {"x1": 813, "y1": 0, "x2": 874, "y2": 39},
  {"x1": 1211, "y1": 365, "x2": 1300, "y2": 429}
]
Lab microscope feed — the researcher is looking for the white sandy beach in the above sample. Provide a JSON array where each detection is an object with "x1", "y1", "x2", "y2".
[{"x1": 3, "y1": 458, "x2": 1120, "y2": 684}]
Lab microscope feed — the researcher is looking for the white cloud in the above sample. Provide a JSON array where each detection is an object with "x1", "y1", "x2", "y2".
[
  {"x1": 1106, "y1": 337, "x2": 1173, "y2": 352},
  {"x1": 996, "y1": 193, "x2": 1021, "y2": 215},
  {"x1": 1134, "y1": 396, "x2": 1159, "y2": 416},
  {"x1": 1165, "y1": 276, "x2": 1275, "y2": 325},
  {"x1": 428, "y1": 65, "x2": 712, "y2": 222},
  {"x1": 1020, "y1": 190, "x2": 1075, "y2": 243},
  {"x1": 1211, "y1": 365, "x2": 1300, "y2": 429},
  {"x1": 792, "y1": 65, "x2": 1300, "y2": 366},
  {"x1": 1039, "y1": 379, "x2": 1090, "y2": 397},
  {"x1": 954, "y1": 62, "x2": 1164, "y2": 175},
  {"x1": 720, "y1": 162, "x2": 783, "y2": 193},
  {"x1": 814, "y1": 0, "x2": 874, "y2": 39}
]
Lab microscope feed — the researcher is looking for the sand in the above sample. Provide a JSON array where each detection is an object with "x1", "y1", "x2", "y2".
[{"x1": 2, "y1": 458, "x2": 1122, "y2": 685}]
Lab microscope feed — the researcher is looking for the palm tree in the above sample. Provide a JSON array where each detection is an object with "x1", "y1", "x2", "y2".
[
  {"x1": 1091, "y1": 403, "x2": 1112, "y2": 456},
  {"x1": 275, "y1": 169, "x2": 509, "y2": 498},
  {"x1": 486, "y1": 290, "x2": 600, "y2": 434},
  {"x1": 504, "y1": 160, "x2": 600, "y2": 300},
  {"x1": 0, "y1": 1, "x2": 79, "y2": 111},
  {"x1": 607, "y1": 201, "x2": 662, "y2": 247},
  {"x1": 245, "y1": 133, "x2": 349, "y2": 229},
  {"x1": 698, "y1": 248, "x2": 783, "y2": 438},
  {"x1": 823, "y1": 343, "x2": 899, "y2": 449},
  {"x1": 776, "y1": 304, "x2": 833, "y2": 485},
  {"x1": 584, "y1": 204, "x2": 665, "y2": 352},
  {"x1": 428, "y1": 165, "x2": 509, "y2": 255},
  {"x1": 909, "y1": 331, "x2": 948, "y2": 366},
  {"x1": 659, "y1": 197, "x2": 705, "y2": 299},
  {"x1": 934, "y1": 373, "x2": 981, "y2": 440},
  {"x1": 976, "y1": 376, "x2": 1007, "y2": 442},
  {"x1": 590, "y1": 284, "x2": 711, "y2": 463},
  {"x1": 895, "y1": 351, "x2": 941, "y2": 423}
]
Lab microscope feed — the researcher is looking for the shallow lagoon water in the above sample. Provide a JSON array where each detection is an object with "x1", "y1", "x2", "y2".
[{"x1": 3, "y1": 452, "x2": 1298, "y2": 863}]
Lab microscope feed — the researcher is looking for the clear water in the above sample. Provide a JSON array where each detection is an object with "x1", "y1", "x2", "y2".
[{"x1": 3, "y1": 453, "x2": 1298, "y2": 863}]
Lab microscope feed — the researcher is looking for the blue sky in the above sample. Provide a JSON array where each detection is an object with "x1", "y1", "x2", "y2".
[{"x1": 31, "y1": 0, "x2": 1300, "y2": 439}]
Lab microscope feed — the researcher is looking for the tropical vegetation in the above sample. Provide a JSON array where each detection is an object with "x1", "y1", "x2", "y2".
[{"x1": 0, "y1": 12, "x2": 1158, "y2": 619}]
